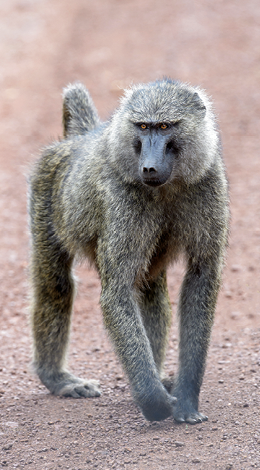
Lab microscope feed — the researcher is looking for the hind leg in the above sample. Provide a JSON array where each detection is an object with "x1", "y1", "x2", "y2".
[
  {"x1": 30, "y1": 239, "x2": 100, "y2": 398},
  {"x1": 138, "y1": 271, "x2": 173, "y2": 385}
]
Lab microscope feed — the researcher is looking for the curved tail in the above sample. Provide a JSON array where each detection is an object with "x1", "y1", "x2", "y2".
[{"x1": 62, "y1": 82, "x2": 100, "y2": 138}]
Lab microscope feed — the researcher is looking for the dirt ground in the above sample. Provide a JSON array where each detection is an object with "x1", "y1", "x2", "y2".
[{"x1": 0, "y1": 0, "x2": 260, "y2": 469}]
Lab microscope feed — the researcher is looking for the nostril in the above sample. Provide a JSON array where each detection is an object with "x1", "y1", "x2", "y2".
[{"x1": 143, "y1": 167, "x2": 157, "y2": 174}]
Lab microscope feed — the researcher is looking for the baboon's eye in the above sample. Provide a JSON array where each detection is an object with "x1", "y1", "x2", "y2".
[
  {"x1": 140, "y1": 123, "x2": 147, "y2": 130},
  {"x1": 160, "y1": 123, "x2": 168, "y2": 130}
]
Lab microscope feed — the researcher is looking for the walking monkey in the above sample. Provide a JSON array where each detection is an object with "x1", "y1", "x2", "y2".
[{"x1": 29, "y1": 79, "x2": 229, "y2": 423}]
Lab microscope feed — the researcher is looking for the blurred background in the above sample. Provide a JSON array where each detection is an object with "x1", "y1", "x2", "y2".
[
  {"x1": 1, "y1": 0, "x2": 259, "y2": 147},
  {"x1": 0, "y1": 0, "x2": 259, "y2": 324}
]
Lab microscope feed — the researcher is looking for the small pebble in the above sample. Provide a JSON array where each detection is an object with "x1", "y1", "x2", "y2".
[{"x1": 174, "y1": 441, "x2": 185, "y2": 447}]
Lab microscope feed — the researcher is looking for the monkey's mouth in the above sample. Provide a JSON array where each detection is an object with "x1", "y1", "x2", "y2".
[{"x1": 142, "y1": 179, "x2": 165, "y2": 187}]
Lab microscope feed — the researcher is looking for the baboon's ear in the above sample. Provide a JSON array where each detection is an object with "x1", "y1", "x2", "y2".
[{"x1": 190, "y1": 92, "x2": 206, "y2": 118}]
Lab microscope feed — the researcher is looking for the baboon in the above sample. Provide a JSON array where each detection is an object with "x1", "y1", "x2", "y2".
[{"x1": 29, "y1": 79, "x2": 229, "y2": 424}]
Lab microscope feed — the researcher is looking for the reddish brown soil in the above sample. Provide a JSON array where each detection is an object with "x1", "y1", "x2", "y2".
[{"x1": 0, "y1": 1, "x2": 260, "y2": 469}]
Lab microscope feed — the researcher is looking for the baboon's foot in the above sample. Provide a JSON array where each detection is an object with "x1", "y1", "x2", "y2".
[
  {"x1": 172, "y1": 400, "x2": 208, "y2": 424},
  {"x1": 37, "y1": 370, "x2": 101, "y2": 398},
  {"x1": 58, "y1": 378, "x2": 101, "y2": 398}
]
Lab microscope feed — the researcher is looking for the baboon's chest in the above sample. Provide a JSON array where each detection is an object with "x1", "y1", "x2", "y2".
[{"x1": 147, "y1": 228, "x2": 179, "y2": 280}]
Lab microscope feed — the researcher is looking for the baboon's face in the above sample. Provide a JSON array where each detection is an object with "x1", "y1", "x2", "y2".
[
  {"x1": 133, "y1": 122, "x2": 180, "y2": 187},
  {"x1": 112, "y1": 82, "x2": 217, "y2": 186}
]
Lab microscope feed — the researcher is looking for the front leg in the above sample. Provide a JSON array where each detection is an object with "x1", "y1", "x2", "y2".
[
  {"x1": 96, "y1": 194, "x2": 179, "y2": 421},
  {"x1": 172, "y1": 261, "x2": 221, "y2": 424},
  {"x1": 100, "y1": 282, "x2": 176, "y2": 421},
  {"x1": 97, "y1": 218, "x2": 176, "y2": 422},
  {"x1": 138, "y1": 271, "x2": 172, "y2": 377}
]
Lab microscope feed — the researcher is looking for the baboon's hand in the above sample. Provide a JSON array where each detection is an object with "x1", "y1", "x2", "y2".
[
  {"x1": 138, "y1": 387, "x2": 177, "y2": 422},
  {"x1": 162, "y1": 377, "x2": 207, "y2": 423},
  {"x1": 172, "y1": 398, "x2": 208, "y2": 424}
]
